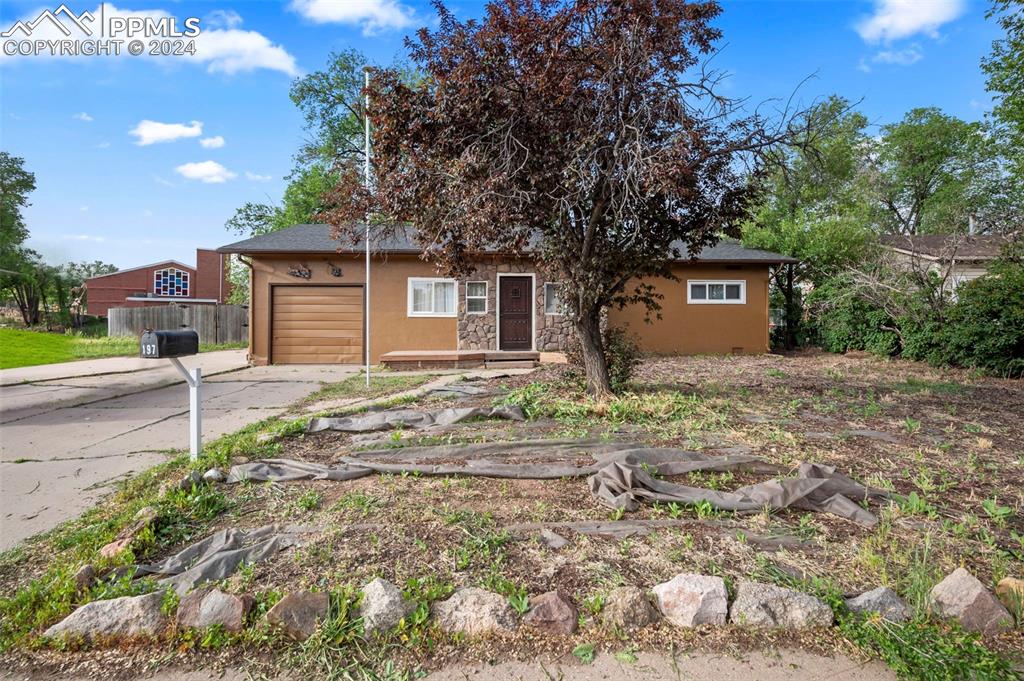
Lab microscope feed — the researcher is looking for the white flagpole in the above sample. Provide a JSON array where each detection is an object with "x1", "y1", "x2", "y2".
[{"x1": 364, "y1": 67, "x2": 371, "y2": 389}]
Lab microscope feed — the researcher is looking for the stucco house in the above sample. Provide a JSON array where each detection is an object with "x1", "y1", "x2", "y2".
[
  {"x1": 879, "y1": 234, "x2": 1012, "y2": 294},
  {"x1": 218, "y1": 224, "x2": 796, "y2": 366}
]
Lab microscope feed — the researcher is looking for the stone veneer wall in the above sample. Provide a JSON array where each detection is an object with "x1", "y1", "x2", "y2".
[{"x1": 457, "y1": 258, "x2": 573, "y2": 352}]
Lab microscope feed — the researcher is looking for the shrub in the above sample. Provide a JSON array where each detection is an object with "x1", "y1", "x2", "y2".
[
  {"x1": 807, "y1": 277, "x2": 898, "y2": 356},
  {"x1": 935, "y1": 264, "x2": 1024, "y2": 377},
  {"x1": 564, "y1": 325, "x2": 642, "y2": 392}
]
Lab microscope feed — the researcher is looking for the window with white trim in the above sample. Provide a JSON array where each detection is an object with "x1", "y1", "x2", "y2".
[
  {"x1": 154, "y1": 267, "x2": 189, "y2": 297},
  {"x1": 408, "y1": 278, "x2": 457, "y2": 317},
  {"x1": 544, "y1": 282, "x2": 564, "y2": 315},
  {"x1": 466, "y1": 281, "x2": 488, "y2": 314},
  {"x1": 687, "y1": 280, "x2": 746, "y2": 304}
]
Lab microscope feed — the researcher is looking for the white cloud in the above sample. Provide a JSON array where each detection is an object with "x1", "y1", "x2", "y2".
[
  {"x1": 873, "y1": 44, "x2": 923, "y2": 66},
  {"x1": 245, "y1": 171, "x2": 272, "y2": 182},
  {"x1": 80, "y1": 206, "x2": 89, "y2": 212},
  {"x1": 205, "y1": 9, "x2": 243, "y2": 30},
  {"x1": 153, "y1": 175, "x2": 175, "y2": 186},
  {"x1": 856, "y1": 0, "x2": 966, "y2": 43},
  {"x1": 0, "y1": 4, "x2": 299, "y2": 76},
  {"x1": 289, "y1": 0, "x2": 414, "y2": 34},
  {"x1": 131, "y1": 120, "x2": 203, "y2": 146},
  {"x1": 142, "y1": 209, "x2": 154, "y2": 217},
  {"x1": 73, "y1": 112, "x2": 94, "y2": 122},
  {"x1": 199, "y1": 135, "x2": 225, "y2": 148},
  {"x1": 175, "y1": 160, "x2": 236, "y2": 183},
  {"x1": 65, "y1": 234, "x2": 106, "y2": 242},
  {"x1": 96, "y1": 141, "x2": 111, "y2": 148}
]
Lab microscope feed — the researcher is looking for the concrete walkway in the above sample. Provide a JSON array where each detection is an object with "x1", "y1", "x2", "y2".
[
  {"x1": 0, "y1": 352, "x2": 359, "y2": 551},
  {"x1": 0, "y1": 649, "x2": 896, "y2": 680}
]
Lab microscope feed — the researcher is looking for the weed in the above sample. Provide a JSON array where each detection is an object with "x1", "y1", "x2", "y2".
[
  {"x1": 334, "y1": 492, "x2": 383, "y2": 517},
  {"x1": 582, "y1": 593, "x2": 605, "y2": 617},
  {"x1": 572, "y1": 642, "x2": 597, "y2": 664},
  {"x1": 896, "y1": 492, "x2": 937, "y2": 519},
  {"x1": 903, "y1": 417, "x2": 922, "y2": 435},
  {"x1": 508, "y1": 592, "x2": 530, "y2": 615},
  {"x1": 981, "y1": 498, "x2": 1012, "y2": 526},
  {"x1": 296, "y1": 490, "x2": 323, "y2": 512}
]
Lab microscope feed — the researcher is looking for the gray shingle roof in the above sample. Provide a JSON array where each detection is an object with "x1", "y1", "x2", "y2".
[
  {"x1": 219, "y1": 224, "x2": 796, "y2": 263},
  {"x1": 880, "y1": 234, "x2": 1011, "y2": 260}
]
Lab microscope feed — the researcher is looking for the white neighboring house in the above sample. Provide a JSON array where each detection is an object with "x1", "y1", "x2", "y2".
[{"x1": 879, "y1": 234, "x2": 1012, "y2": 295}]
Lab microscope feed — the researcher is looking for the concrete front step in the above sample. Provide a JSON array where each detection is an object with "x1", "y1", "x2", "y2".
[{"x1": 484, "y1": 360, "x2": 538, "y2": 369}]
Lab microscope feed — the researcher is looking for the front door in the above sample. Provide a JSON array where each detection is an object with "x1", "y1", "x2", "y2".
[{"x1": 499, "y1": 276, "x2": 532, "y2": 350}]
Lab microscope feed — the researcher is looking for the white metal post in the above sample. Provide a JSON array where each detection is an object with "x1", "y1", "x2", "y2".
[
  {"x1": 189, "y1": 367, "x2": 202, "y2": 461},
  {"x1": 364, "y1": 67, "x2": 372, "y2": 389},
  {"x1": 170, "y1": 358, "x2": 202, "y2": 461}
]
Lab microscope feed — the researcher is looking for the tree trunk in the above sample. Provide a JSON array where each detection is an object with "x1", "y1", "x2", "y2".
[{"x1": 575, "y1": 306, "x2": 612, "y2": 398}]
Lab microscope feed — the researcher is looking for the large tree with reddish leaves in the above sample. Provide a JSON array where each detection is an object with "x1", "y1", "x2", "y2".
[{"x1": 323, "y1": 0, "x2": 798, "y2": 396}]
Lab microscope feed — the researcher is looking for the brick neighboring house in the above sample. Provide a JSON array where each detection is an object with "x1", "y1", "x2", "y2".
[{"x1": 84, "y1": 248, "x2": 230, "y2": 317}]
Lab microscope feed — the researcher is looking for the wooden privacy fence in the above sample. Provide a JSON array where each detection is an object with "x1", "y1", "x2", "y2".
[{"x1": 108, "y1": 304, "x2": 247, "y2": 344}]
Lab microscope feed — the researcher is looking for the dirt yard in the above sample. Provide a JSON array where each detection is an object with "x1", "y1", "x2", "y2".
[{"x1": 2, "y1": 351, "x2": 1022, "y2": 679}]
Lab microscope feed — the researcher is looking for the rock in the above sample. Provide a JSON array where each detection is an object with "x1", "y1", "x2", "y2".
[
  {"x1": 995, "y1": 577, "x2": 1023, "y2": 622},
  {"x1": 178, "y1": 470, "x2": 204, "y2": 491},
  {"x1": 729, "y1": 581, "x2": 833, "y2": 628},
  {"x1": 845, "y1": 587, "x2": 911, "y2": 623},
  {"x1": 256, "y1": 432, "x2": 279, "y2": 444},
  {"x1": 177, "y1": 587, "x2": 253, "y2": 633},
  {"x1": 538, "y1": 529, "x2": 568, "y2": 550},
  {"x1": 523, "y1": 590, "x2": 577, "y2": 634},
  {"x1": 432, "y1": 588, "x2": 516, "y2": 635},
  {"x1": 266, "y1": 590, "x2": 329, "y2": 641},
  {"x1": 74, "y1": 564, "x2": 96, "y2": 593},
  {"x1": 99, "y1": 506, "x2": 158, "y2": 558},
  {"x1": 44, "y1": 591, "x2": 167, "y2": 640},
  {"x1": 360, "y1": 578, "x2": 415, "y2": 634},
  {"x1": 930, "y1": 568, "x2": 1013, "y2": 635},
  {"x1": 202, "y1": 468, "x2": 225, "y2": 483},
  {"x1": 652, "y1": 573, "x2": 728, "y2": 627},
  {"x1": 601, "y1": 586, "x2": 659, "y2": 630}
]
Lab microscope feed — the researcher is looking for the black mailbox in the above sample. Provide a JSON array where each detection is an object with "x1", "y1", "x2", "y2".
[{"x1": 140, "y1": 329, "x2": 199, "y2": 359}]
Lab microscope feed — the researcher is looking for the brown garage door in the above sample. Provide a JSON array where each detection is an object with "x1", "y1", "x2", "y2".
[{"x1": 271, "y1": 285, "x2": 364, "y2": 364}]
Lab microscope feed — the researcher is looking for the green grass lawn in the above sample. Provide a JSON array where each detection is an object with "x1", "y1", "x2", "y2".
[{"x1": 0, "y1": 328, "x2": 245, "y2": 370}]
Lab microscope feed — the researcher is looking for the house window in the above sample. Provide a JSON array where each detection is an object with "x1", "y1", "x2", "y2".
[
  {"x1": 466, "y1": 281, "x2": 488, "y2": 314},
  {"x1": 154, "y1": 267, "x2": 189, "y2": 297},
  {"x1": 687, "y1": 280, "x2": 746, "y2": 304},
  {"x1": 408, "y1": 278, "x2": 457, "y2": 317},
  {"x1": 544, "y1": 282, "x2": 563, "y2": 315}
]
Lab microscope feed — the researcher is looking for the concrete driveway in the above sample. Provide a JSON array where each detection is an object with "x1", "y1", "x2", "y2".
[{"x1": 0, "y1": 351, "x2": 358, "y2": 552}]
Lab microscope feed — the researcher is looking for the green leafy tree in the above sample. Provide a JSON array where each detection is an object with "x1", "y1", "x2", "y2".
[
  {"x1": 983, "y1": 0, "x2": 1024, "y2": 180},
  {"x1": 289, "y1": 49, "x2": 369, "y2": 171},
  {"x1": 743, "y1": 96, "x2": 874, "y2": 349},
  {"x1": 866, "y1": 108, "x2": 1015, "y2": 234},
  {"x1": 0, "y1": 152, "x2": 35, "y2": 264},
  {"x1": 0, "y1": 153, "x2": 42, "y2": 324}
]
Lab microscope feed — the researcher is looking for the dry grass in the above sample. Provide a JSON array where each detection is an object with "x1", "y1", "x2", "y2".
[{"x1": 4, "y1": 351, "x2": 1023, "y2": 677}]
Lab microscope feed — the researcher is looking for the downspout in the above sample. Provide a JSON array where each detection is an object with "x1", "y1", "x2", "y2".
[{"x1": 236, "y1": 254, "x2": 254, "y2": 363}]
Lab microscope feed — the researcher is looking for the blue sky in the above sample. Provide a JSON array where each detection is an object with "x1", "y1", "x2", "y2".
[{"x1": 0, "y1": 0, "x2": 999, "y2": 269}]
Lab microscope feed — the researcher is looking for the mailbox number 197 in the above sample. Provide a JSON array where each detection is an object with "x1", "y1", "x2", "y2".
[{"x1": 142, "y1": 344, "x2": 158, "y2": 357}]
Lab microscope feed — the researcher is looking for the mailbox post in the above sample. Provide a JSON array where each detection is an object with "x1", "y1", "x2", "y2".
[{"x1": 140, "y1": 329, "x2": 202, "y2": 460}]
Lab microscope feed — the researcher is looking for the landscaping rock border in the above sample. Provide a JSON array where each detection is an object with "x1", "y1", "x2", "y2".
[{"x1": 39, "y1": 568, "x2": 1019, "y2": 648}]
